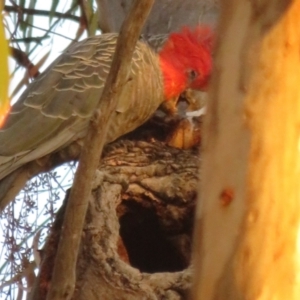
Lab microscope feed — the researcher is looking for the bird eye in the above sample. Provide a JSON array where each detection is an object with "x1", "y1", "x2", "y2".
[{"x1": 187, "y1": 69, "x2": 198, "y2": 81}]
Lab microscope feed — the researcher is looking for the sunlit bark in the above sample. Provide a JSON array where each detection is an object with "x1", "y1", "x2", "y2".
[{"x1": 193, "y1": 0, "x2": 300, "y2": 299}]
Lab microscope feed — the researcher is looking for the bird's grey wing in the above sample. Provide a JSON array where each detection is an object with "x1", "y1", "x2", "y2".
[
  {"x1": 0, "y1": 34, "x2": 118, "y2": 179},
  {"x1": 106, "y1": 41, "x2": 164, "y2": 141}
]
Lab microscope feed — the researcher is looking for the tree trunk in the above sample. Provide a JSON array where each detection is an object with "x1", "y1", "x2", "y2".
[
  {"x1": 192, "y1": 0, "x2": 300, "y2": 299},
  {"x1": 31, "y1": 140, "x2": 199, "y2": 300}
]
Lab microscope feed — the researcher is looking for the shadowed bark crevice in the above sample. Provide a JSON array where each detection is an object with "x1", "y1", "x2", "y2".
[{"x1": 118, "y1": 198, "x2": 192, "y2": 273}]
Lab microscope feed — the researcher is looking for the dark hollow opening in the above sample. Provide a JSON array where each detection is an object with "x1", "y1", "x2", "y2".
[{"x1": 118, "y1": 200, "x2": 190, "y2": 273}]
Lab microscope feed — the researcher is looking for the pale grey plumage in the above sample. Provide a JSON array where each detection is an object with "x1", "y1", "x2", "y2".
[{"x1": 0, "y1": 33, "x2": 164, "y2": 181}]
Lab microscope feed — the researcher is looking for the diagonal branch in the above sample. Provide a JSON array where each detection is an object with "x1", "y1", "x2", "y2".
[{"x1": 45, "y1": 0, "x2": 154, "y2": 299}]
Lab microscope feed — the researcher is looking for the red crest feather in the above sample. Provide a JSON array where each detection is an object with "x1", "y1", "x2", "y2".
[{"x1": 159, "y1": 25, "x2": 214, "y2": 100}]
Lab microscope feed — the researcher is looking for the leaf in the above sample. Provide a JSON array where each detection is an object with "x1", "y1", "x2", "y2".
[
  {"x1": 49, "y1": 0, "x2": 59, "y2": 25},
  {"x1": 24, "y1": 0, "x2": 36, "y2": 53},
  {"x1": 0, "y1": 15, "x2": 10, "y2": 127},
  {"x1": 81, "y1": 0, "x2": 97, "y2": 37},
  {"x1": 89, "y1": 12, "x2": 99, "y2": 36},
  {"x1": 19, "y1": 0, "x2": 28, "y2": 34}
]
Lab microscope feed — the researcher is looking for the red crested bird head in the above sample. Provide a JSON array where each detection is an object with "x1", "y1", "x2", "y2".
[{"x1": 159, "y1": 25, "x2": 214, "y2": 100}]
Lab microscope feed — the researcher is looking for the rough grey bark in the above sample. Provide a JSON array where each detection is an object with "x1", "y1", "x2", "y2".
[
  {"x1": 97, "y1": 0, "x2": 219, "y2": 34},
  {"x1": 32, "y1": 140, "x2": 199, "y2": 300}
]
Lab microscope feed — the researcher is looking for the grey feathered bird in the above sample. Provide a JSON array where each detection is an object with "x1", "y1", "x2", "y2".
[{"x1": 0, "y1": 26, "x2": 213, "y2": 209}]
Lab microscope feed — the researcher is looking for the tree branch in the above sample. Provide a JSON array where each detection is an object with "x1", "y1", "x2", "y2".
[{"x1": 45, "y1": 0, "x2": 154, "y2": 299}]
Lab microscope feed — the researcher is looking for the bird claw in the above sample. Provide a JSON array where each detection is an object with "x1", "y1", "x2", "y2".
[
  {"x1": 160, "y1": 96, "x2": 179, "y2": 116},
  {"x1": 161, "y1": 89, "x2": 208, "y2": 119}
]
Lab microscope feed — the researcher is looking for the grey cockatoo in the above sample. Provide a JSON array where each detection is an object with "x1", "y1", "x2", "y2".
[{"x1": 0, "y1": 26, "x2": 213, "y2": 210}]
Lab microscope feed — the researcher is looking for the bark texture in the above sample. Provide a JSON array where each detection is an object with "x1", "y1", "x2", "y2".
[
  {"x1": 33, "y1": 140, "x2": 199, "y2": 300},
  {"x1": 192, "y1": 0, "x2": 300, "y2": 299}
]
